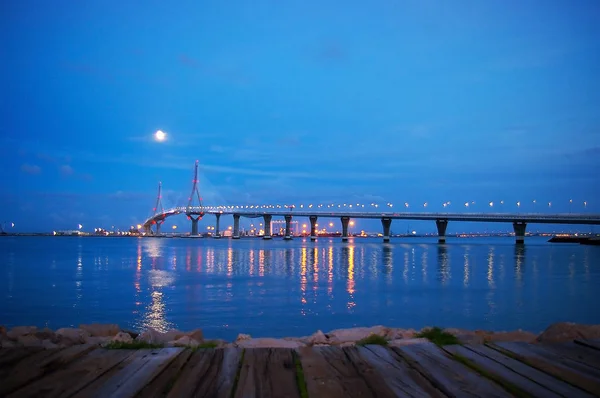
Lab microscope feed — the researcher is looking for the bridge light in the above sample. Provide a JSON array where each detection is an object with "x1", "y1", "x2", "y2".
[
  {"x1": 137, "y1": 224, "x2": 142, "y2": 229},
  {"x1": 329, "y1": 222, "x2": 334, "y2": 227}
]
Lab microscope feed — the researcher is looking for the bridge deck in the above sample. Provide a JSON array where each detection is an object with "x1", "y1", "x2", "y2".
[{"x1": 2, "y1": 339, "x2": 599, "y2": 397}]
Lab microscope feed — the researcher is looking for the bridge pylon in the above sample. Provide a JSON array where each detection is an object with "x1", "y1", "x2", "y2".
[
  {"x1": 149, "y1": 182, "x2": 165, "y2": 235},
  {"x1": 186, "y1": 160, "x2": 205, "y2": 235}
]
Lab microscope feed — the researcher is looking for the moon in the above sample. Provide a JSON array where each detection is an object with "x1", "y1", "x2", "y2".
[{"x1": 154, "y1": 130, "x2": 167, "y2": 142}]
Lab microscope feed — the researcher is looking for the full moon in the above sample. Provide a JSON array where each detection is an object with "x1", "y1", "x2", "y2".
[{"x1": 154, "y1": 130, "x2": 167, "y2": 141}]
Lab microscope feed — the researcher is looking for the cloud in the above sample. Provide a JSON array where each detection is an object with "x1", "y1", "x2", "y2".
[
  {"x1": 178, "y1": 54, "x2": 251, "y2": 85},
  {"x1": 314, "y1": 42, "x2": 346, "y2": 63},
  {"x1": 21, "y1": 164, "x2": 41, "y2": 175},
  {"x1": 108, "y1": 191, "x2": 149, "y2": 201},
  {"x1": 60, "y1": 165, "x2": 74, "y2": 176}
]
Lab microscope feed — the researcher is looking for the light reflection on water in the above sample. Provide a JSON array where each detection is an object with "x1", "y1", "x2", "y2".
[{"x1": 0, "y1": 236, "x2": 599, "y2": 340}]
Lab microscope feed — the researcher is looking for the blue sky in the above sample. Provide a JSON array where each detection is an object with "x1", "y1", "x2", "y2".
[{"x1": 1, "y1": 0, "x2": 599, "y2": 232}]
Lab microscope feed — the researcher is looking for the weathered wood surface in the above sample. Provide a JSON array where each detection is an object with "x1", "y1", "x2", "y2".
[
  {"x1": 357, "y1": 345, "x2": 445, "y2": 397},
  {"x1": 0, "y1": 344, "x2": 97, "y2": 396},
  {"x1": 8, "y1": 348, "x2": 136, "y2": 398},
  {"x1": 464, "y1": 344, "x2": 593, "y2": 398},
  {"x1": 166, "y1": 348, "x2": 223, "y2": 397},
  {"x1": 135, "y1": 349, "x2": 194, "y2": 398},
  {"x1": 0, "y1": 347, "x2": 43, "y2": 368},
  {"x1": 165, "y1": 348, "x2": 242, "y2": 398},
  {"x1": 444, "y1": 344, "x2": 564, "y2": 398},
  {"x1": 540, "y1": 341, "x2": 600, "y2": 370},
  {"x1": 491, "y1": 341, "x2": 600, "y2": 396},
  {"x1": 296, "y1": 346, "x2": 349, "y2": 398},
  {"x1": 234, "y1": 348, "x2": 300, "y2": 398},
  {"x1": 73, "y1": 348, "x2": 183, "y2": 398},
  {"x1": 394, "y1": 342, "x2": 512, "y2": 398},
  {"x1": 575, "y1": 339, "x2": 600, "y2": 351},
  {"x1": 1, "y1": 342, "x2": 600, "y2": 398}
]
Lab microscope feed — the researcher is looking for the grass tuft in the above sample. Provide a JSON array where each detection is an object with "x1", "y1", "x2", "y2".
[
  {"x1": 293, "y1": 352, "x2": 309, "y2": 398},
  {"x1": 356, "y1": 334, "x2": 388, "y2": 346},
  {"x1": 192, "y1": 340, "x2": 219, "y2": 350},
  {"x1": 104, "y1": 341, "x2": 164, "y2": 350},
  {"x1": 451, "y1": 353, "x2": 530, "y2": 398},
  {"x1": 415, "y1": 327, "x2": 459, "y2": 346}
]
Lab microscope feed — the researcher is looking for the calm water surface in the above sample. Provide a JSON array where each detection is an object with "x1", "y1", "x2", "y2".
[{"x1": 1, "y1": 236, "x2": 598, "y2": 340}]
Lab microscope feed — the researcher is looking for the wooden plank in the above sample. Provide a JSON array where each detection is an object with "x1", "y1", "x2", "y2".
[
  {"x1": 540, "y1": 342, "x2": 600, "y2": 370},
  {"x1": 393, "y1": 342, "x2": 512, "y2": 398},
  {"x1": 234, "y1": 348, "x2": 300, "y2": 398},
  {"x1": 135, "y1": 349, "x2": 194, "y2": 398},
  {"x1": 215, "y1": 348, "x2": 243, "y2": 398},
  {"x1": 357, "y1": 345, "x2": 445, "y2": 397},
  {"x1": 491, "y1": 342, "x2": 600, "y2": 396},
  {"x1": 575, "y1": 339, "x2": 600, "y2": 351},
  {"x1": 444, "y1": 344, "x2": 565, "y2": 398},
  {"x1": 0, "y1": 345, "x2": 97, "y2": 396},
  {"x1": 465, "y1": 344, "x2": 593, "y2": 398},
  {"x1": 296, "y1": 346, "x2": 349, "y2": 398},
  {"x1": 8, "y1": 348, "x2": 136, "y2": 398},
  {"x1": 0, "y1": 348, "x2": 59, "y2": 383},
  {"x1": 0, "y1": 347, "x2": 44, "y2": 368},
  {"x1": 73, "y1": 348, "x2": 184, "y2": 398},
  {"x1": 342, "y1": 346, "x2": 406, "y2": 397},
  {"x1": 166, "y1": 349, "x2": 223, "y2": 397}
]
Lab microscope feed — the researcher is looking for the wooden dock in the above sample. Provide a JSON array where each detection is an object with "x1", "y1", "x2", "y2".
[{"x1": 1, "y1": 339, "x2": 599, "y2": 397}]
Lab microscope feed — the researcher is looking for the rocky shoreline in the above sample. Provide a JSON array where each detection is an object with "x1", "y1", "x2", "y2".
[{"x1": 1, "y1": 322, "x2": 600, "y2": 350}]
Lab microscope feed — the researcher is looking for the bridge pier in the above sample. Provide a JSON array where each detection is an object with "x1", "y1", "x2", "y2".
[
  {"x1": 513, "y1": 221, "x2": 527, "y2": 244},
  {"x1": 214, "y1": 213, "x2": 221, "y2": 238},
  {"x1": 155, "y1": 220, "x2": 164, "y2": 235},
  {"x1": 381, "y1": 217, "x2": 392, "y2": 242},
  {"x1": 341, "y1": 216, "x2": 350, "y2": 242},
  {"x1": 309, "y1": 216, "x2": 318, "y2": 241},
  {"x1": 284, "y1": 215, "x2": 293, "y2": 240},
  {"x1": 263, "y1": 214, "x2": 272, "y2": 239},
  {"x1": 436, "y1": 219, "x2": 448, "y2": 244},
  {"x1": 190, "y1": 216, "x2": 201, "y2": 236},
  {"x1": 232, "y1": 214, "x2": 240, "y2": 239}
]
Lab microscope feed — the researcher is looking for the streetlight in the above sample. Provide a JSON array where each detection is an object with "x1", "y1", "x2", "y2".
[
  {"x1": 423, "y1": 202, "x2": 428, "y2": 208},
  {"x1": 584, "y1": 201, "x2": 588, "y2": 210},
  {"x1": 489, "y1": 201, "x2": 494, "y2": 208},
  {"x1": 516, "y1": 201, "x2": 521, "y2": 212},
  {"x1": 569, "y1": 199, "x2": 573, "y2": 213}
]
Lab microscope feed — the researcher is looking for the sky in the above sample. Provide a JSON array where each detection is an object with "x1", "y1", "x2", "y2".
[{"x1": 1, "y1": 0, "x2": 599, "y2": 233}]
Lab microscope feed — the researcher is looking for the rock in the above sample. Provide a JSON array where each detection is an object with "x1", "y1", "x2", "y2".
[
  {"x1": 0, "y1": 325, "x2": 6, "y2": 337},
  {"x1": 84, "y1": 335, "x2": 111, "y2": 346},
  {"x1": 235, "y1": 338, "x2": 306, "y2": 349},
  {"x1": 34, "y1": 328, "x2": 56, "y2": 341},
  {"x1": 385, "y1": 328, "x2": 416, "y2": 340},
  {"x1": 7, "y1": 326, "x2": 38, "y2": 340},
  {"x1": 536, "y1": 322, "x2": 600, "y2": 343},
  {"x1": 456, "y1": 334, "x2": 485, "y2": 344},
  {"x1": 42, "y1": 339, "x2": 59, "y2": 349},
  {"x1": 56, "y1": 328, "x2": 90, "y2": 344},
  {"x1": 136, "y1": 328, "x2": 184, "y2": 344},
  {"x1": 186, "y1": 329, "x2": 204, "y2": 343},
  {"x1": 236, "y1": 333, "x2": 251, "y2": 342},
  {"x1": 122, "y1": 330, "x2": 139, "y2": 339},
  {"x1": 388, "y1": 338, "x2": 430, "y2": 347},
  {"x1": 112, "y1": 332, "x2": 133, "y2": 344},
  {"x1": 327, "y1": 326, "x2": 390, "y2": 344},
  {"x1": 136, "y1": 327, "x2": 164, "y2": 344},
  {"x1": 486, "y1": 330, "x2": 537, "y2": 343},
  {"x1": 172, "y1": 336, "x2": 200, "y2": 347},
  {"x1": 307, "y1": 330, "x2": 328, "y2": 345},
  {"x1": 163, "y1": 329, "x2": 186, "y2": 342},
  {"x1": 18, "y1": 335, "x2": 43, "y2": 347},
  {"x1": 80, "y1": 323, "x2": 120, "y2": 337},
  {"x1": 1, "y1": 339, "x2": 18, "y2": 348}
]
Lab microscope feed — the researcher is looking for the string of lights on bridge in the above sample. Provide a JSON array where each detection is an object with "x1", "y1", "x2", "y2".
[{"x1": 194, "y1": 199, "x2": 589, "y2": 211}]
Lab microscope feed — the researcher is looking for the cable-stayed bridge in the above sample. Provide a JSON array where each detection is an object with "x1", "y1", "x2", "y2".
[{"x1": 142, "y1": 162, "x2": 600, "y2": 244}]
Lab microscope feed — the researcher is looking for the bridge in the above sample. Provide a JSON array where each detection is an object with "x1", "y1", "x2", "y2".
[{"x1": 142, "y1": 162, "x2": 600, "y2": 244}]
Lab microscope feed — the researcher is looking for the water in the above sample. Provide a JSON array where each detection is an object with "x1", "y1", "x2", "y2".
[{"x1": 1, "y1": 236, "x2": 598, "y2": 341}]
